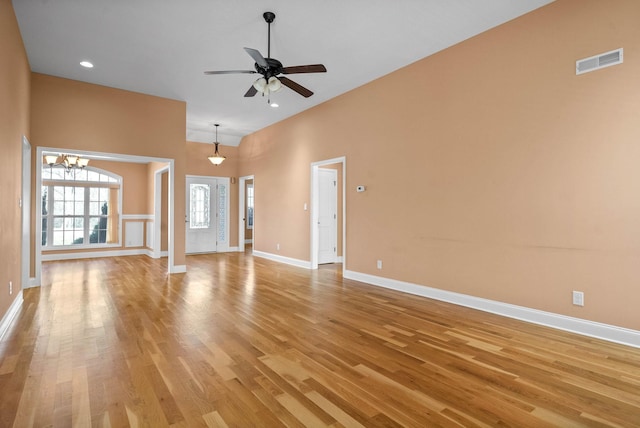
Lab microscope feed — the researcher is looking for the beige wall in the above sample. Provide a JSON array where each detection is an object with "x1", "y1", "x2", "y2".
[
  {"x1": 185, "y1": 141, "x2": 239, "y2": 248},
  {"x1": 239, "y1": 0, "x2": 640, "y2": 330},
  {"x1": 30, "y1": 73, "x2": 187, "y2": 268},
  {"x1": 89, "y1": 159, "x2": 149, "y2": 215},
  {"x1": 0, "y1": 0, "x2": 30, "y2": 320}
]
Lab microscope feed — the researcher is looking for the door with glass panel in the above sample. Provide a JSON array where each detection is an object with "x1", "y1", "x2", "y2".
[{"x1": 185, "y1": 176, "x2": 229, "y2": 254}]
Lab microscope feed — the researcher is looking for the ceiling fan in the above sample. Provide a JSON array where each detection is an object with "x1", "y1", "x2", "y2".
[{"x1": 204, "y1": 11, "x2": 326, "y2": 99}]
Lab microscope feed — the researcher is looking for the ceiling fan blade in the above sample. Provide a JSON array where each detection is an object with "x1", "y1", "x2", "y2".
[
  {"x1": 244, "y1": 85, "x2": 258, "y2": 97},
  {"x1": 244, "y1": 47, "x2": 268, "y2": 68},
  {"x1": 204, "y1": 70, "x2": 257, "y2": 75},
  {"x1": 281, "y1": 64, "x2": 327, "y2": 74},
  {"x1": 279, "y1": 76, "x2": 313, "y2": 98}
]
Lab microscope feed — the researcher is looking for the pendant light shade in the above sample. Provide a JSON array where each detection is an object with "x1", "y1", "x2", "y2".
[{"x1": 208, "y1": 124, "x2": 226, "y2": 165}]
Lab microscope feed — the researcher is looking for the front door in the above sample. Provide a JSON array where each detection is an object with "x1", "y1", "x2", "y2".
[{"x1": 185, "y1": 176, "x2": 229, "y2": 254}]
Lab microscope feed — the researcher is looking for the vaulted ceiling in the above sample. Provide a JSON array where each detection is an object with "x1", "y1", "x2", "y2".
[{"x1": 14, "y1": 0, "x2": 554, "y2": 146}]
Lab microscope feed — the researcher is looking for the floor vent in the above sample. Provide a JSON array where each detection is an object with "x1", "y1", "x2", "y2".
[{"x1": 576, "y1": 48, "x2": 623, "y2": 75}]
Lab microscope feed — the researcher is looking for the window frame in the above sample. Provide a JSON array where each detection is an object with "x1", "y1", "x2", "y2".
[{"x1": 41, "y1": 166, "x2": 123, "y2": 251}]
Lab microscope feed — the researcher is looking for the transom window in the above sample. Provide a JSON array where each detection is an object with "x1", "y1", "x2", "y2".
[{"x1": 41, "y1": 166, "x2": 121, "y2": 248}]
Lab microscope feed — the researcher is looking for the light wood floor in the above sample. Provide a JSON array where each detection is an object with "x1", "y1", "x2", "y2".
[{"x1": 1, "y1": 253, "x2": 640, "y2": 427}]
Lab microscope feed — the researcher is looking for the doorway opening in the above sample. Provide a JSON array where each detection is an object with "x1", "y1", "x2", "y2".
[
  {"x1": 311, "y1": 157, "x2": 346, "y2": 272},
  {"x1": 152, "y1": 165, "x2": 169, "y2": 258},
  {"x1": 238, "y1": 175, "x2": 255, "y2": 252},
  {"x1": 34, "y1": 146, "x2": 180, "y2": 285}
]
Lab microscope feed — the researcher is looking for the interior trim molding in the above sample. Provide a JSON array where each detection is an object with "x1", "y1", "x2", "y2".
[
  {"x1": 0, "y1": 290, "x2": 23, "y2": 342},
  {"x1": 25, "y1": 278, "x2": 39, "y2": 288},
  {"x1": 121, "y1": 214, "x2": 154, "y2": 220},
  {"x1": 169, "y1": 264, "x2": 186, "y2": 274},
  {"x1": 344, "y1": 270, "x2": 640, "y2": 349},
  {"x1": 253, "y1": 250, "x2": 312, "y2": 269},
  {"x1": 42, "y1": 249, "x2": 150, "y2": 261}
]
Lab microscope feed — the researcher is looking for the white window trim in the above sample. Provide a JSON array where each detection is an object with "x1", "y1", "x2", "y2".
[{"x1": 41, "y1": 166, "x2": 123, "y2": 249}]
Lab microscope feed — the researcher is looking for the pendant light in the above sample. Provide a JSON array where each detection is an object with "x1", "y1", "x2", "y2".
[
  {"x1": 208, "y1": 124, "x2": 226, "y2": 166},
  {"x1": 44, "y1": 153, "x2": 90, "y2": 172}
]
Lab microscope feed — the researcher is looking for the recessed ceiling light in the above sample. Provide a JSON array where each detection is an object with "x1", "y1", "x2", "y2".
[
  {"x1": 270, "y1": 102, "x2": 279, "y2": 108},
  {"x1": 79, "y1": 61, "x2": 94, "y2": 68}
]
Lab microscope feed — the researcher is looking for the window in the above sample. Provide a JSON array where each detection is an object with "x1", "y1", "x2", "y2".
[
  {"x1": 246, "y1": 183, "x2": 254, "y2": 229},
  {"x1": 189, "y1": 184, "x2": 210, "y2": 229},
  {"x1": 41, "y1": 166, "x2": 121, "y2": 248}
]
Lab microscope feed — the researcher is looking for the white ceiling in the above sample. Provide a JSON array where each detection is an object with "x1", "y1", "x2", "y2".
[{"x1": 14, "y1": 0, "x2": 553, "y2": 147}]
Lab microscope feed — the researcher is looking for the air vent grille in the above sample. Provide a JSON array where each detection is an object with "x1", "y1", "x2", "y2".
[{"x1": 576, "y1": 48, "x2": 623, "y2": 75}]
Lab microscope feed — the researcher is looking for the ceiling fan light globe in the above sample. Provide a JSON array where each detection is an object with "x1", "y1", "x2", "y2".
[
  {"x1": 253, "y1": 77, "x2": 267, "y2": 92},
  {"x1": 267, "y1": 76, "x2": 282, "y2": 92}
]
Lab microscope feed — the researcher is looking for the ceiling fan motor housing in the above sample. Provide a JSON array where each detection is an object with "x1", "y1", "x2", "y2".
[{"x1": 255, "y1": 58, "x2": 283, "y2": 78}]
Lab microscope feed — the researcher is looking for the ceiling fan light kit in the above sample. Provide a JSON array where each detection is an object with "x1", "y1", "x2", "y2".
[
  {"x1": 252, "y1": 76, "x2": 283, "y2": 96},
  {"x1": 204, "y1": 11, "x2": 326, "y2": 102}
]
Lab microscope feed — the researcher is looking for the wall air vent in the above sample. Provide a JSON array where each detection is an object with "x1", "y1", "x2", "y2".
[{"x1": 576, "y1": 48, "x2": 623, "y2": 75}]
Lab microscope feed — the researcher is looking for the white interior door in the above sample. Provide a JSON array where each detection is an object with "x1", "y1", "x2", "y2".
[
  {"x1": 186, "y1": 176, "x2": 229, "y2": 254},
  {"x1": 317, "y1": 168, "x2": 337, "y2": 264}
]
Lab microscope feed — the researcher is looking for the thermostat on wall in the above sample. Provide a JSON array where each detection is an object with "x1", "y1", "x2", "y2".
[{"x1": 356, "y1": 185, "x2": 366, "y2": 192}]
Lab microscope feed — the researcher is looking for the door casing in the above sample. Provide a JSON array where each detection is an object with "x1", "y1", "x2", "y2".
[{"x1": 310, "y1": 157, "x2": 346, "y2": 271}]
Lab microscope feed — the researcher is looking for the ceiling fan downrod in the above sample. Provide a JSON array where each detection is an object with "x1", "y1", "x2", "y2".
[{"x1": 263, "y1": 12, "x2": 275, "y2": 58}]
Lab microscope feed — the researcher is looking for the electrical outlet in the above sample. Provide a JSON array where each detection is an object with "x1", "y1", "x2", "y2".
[
  {"x1": 9, "y1": 281, "x2": 12, "y2": 295},
  {"x1": 572, "y1": 291, "x2": 584, "y2": 306},
  {"x1": 376, "y1": 260, "x2": 382, "y2": 269},
  {"x1": 276, "y1": 243, "x2": 280, "y2": 251}
]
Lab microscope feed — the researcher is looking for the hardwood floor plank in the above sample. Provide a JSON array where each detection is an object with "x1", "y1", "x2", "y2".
[
  {"x1": 1, "y1": 253, "x2": 640, "y2": 427},
  {"x1": 72, "y1": 366, "x2": 92, "y2": 427}
]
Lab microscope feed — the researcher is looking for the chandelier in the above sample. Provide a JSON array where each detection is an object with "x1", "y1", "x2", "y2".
[
  {"x1": 208, "y1": 124, "x2": 226, "y2": 166},
  {"x1": 44, "y1": 154, "x2": 90, "y2": 172}
]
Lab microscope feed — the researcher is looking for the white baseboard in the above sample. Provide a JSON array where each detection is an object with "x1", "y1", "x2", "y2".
[
  {"x1": 244, "y1": 239, "x2": 253, "y2": 244},
  {"x1": 336, "y1": 256, "x2": 344, "y2": 263},
  {"x1": 170, "y1": 264, "x2": 187, "y2": 274},
  {"x1": 25, "y1": 277, "x2": 39, "y2": 288},
  {"x1": 253, "y1": 250, "x2": 312, "y2": 269},
  {"x1": 0, "y1": 290, "x2": 23, "y2": 342},
  {"x1": 42, "y1": 248, "x2": 149, "y2": 261},
  {"x1": 344, "y1": 270, "x2": 640, "y2": 349},
  {"x1": 149, "y1": 250, "x2": 169, "y2": 259}
]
